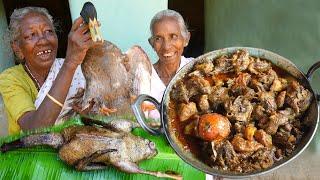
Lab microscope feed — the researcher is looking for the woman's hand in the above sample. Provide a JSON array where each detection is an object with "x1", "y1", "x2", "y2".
[{"x1": 65, "y1": 17, "x2": 95, "y2": 68}]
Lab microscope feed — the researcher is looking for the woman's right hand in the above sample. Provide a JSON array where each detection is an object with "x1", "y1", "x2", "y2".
[{"x1": 65, "y1": 17, "x2": 95, "y2": 68}]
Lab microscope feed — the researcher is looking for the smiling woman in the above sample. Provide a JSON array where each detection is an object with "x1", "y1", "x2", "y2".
[
  {"x1": 12, "y1": 12, "x2": 58, "y2": 83},
  {"x1": 148, "y1": 10, "x2": 193, "y2": 104},
  {"x1": 0, "y1": 6, "x2": 97, "y2": 135}
]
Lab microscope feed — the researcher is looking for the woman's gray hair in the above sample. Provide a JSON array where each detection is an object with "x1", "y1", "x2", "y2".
[
  {"x1": 150, "y1": 9, "x2": 189, "y2": 40},
  {"x1": 7, "y1": 7, "x2": 54, "y2": 43}
]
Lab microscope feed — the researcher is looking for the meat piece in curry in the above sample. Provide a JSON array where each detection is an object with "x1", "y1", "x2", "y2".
[{"x1": 168, "y1": 50, "x2": 312, "y2": 173}]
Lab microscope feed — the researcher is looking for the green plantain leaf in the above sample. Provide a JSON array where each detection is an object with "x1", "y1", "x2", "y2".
[{"x1": 0, "y1": 116, "x2": 205, "y2": 180}]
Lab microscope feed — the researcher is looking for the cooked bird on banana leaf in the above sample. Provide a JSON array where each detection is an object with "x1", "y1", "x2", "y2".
[
  {"x1": 1, "y1": 118, "x2": 181, "y2": 180},
  {"x1": 169, "y1": 50, "x2": 312, "y2": 173}
]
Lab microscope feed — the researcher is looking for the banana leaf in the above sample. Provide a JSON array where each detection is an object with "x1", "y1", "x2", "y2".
[{"x1": 0, "y1": 116, "x2": 205, "y2": 180}]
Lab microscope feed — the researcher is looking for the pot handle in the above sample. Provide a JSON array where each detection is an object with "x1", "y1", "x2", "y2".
[
  {"x1": 306, "y1": 61, "x2": 320, "y2": 101},
  {"x1": 131, "y1": 94, "x2": 163, "y2": 135}
]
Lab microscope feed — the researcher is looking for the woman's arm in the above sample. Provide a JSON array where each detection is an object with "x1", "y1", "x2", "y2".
[{"x1": 18, "y1": 17, "x2": 94, "y2": 130}]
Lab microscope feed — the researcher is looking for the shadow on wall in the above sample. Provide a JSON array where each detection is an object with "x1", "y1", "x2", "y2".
[
  {"x1": 169, "y1": 0, "x2": 204, "y2": 58},
  {"x1": 0, "y1": 0, "x2": 13, "y2": 72},
  {"x1": 0, "y1": 95, "x2": 8, "y2": 136}
]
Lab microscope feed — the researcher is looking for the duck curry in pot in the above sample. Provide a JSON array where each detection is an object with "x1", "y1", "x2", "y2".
[{"x1": 167, "y1": 50, "x2": 312, "y2": 173}]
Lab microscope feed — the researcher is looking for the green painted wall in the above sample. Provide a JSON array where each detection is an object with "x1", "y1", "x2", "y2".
[
  {"x1": 0, "y1": 1, "x2": 14, "y2": 73},
  {"x1": 204, "y1": 0, "x2": 320, "y2": 152},
  {"x1": 205, "y1": 0, "x2": 320, "y2": 72},
  {"x1": 69, "y1": 0, "x2": 168, "y2": 63},
  {"x1": 204, "y1": 0, "x2": 320, "y2": 91}
]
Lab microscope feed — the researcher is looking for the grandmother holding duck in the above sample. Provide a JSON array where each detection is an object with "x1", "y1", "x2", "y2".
[{"x1": 0, "y1": 7, "x2": 97, "y2": 134}]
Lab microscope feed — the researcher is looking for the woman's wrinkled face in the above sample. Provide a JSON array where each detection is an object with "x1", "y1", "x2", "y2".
[
  {"x1": 150, "y1": 17, "x2": 189, "y2": 64},
  {"x1": 14, "y1": 13, "x2": 58, "y2": 70}
]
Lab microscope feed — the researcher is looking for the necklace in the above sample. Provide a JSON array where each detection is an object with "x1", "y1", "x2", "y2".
[{"x1": 24, "y1": 63, "x2": 41, "y2": 90}]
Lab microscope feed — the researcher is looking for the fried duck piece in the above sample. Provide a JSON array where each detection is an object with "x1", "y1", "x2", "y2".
[
  {"x1": 265, "y1": 108, "x2": 295, "y2": 135},
  {"x1": 285, "y1": 81, "x2": 312, "y2": 115},
  {"x1": 231, "y1": 50, "x2": 251, "y2": 73},
  {"x1": 194, "y1": 60, "x2": 214, "y2": 74},
  {"x1": 1, "y1": 119, "x2": 181, "y2": 180},
  {"x1": 171, "y1": 80, "x2": 189, "y2": 103},
  {"x1": 273, "y1": 131, "x2": 298, "y2": 155},
  {"x1": 250, "y1": 69, "x2": 278, "y2": 92},
  {"x1": 249, "y1": 148, "x2": 274, "y2": 170},
  {"x1": 231, "y1": 135, "x2": 264, "y2": 153},
  {"x1": 214, "y1": 140, "x2": 240, "y2": 170},
  {"x1": 208, "y1": 86, "x2": 229, "y2": 108},
  {"x1": 185, "y1": 75, "x2": 212, "y2": 97},
  {"x1": 252, "y1": 105, "x2": 269, "y2": 128},
  {"x1": 198, "y1": 94, "x2": 210, "y2": 112},
  {"x1": 270, "y1": 78, "x2": 288, "y2": 92},
  {"x1": 258, "y1": 91, "x2": 277, "y2": 114},
  {"x1": 225, "y1": 96, "x2": 253, "y2": 122},
  {"x1": 248, "y1": 57, "x2": 271, "y2": 74},
  {"x1": 178, "y1": 102, "x2": 198, "y2": 121},
  {"x1": 276, "y1": 91, "x2": 286, "y2": 108},
  {"x1": 213, "y1": 55, "x2": 234, "y2": 74},
  {"x1": 259, "y1": 69, "x2": 278, "y2": 88},
  {"x1": 212, "y1": 73, "x2": 230, "y2": 87},
  {"x1": 230, "y1": 72, "x2": 252, "y2": 96},
  {"x1": 254, "y1": 129, "x2": 272, "y2": 148}
]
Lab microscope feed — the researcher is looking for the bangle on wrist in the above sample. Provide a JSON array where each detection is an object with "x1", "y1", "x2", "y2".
[{"x1": 46, "y1": 93, "x2": 64, "y2": 108}]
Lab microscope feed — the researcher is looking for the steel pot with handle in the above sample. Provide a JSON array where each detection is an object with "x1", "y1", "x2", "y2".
[{"x1": 132, "y1": 47, "x2": 319, "y2": 178}]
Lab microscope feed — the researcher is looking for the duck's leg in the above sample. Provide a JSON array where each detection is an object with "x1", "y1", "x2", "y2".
[
  {"x1": 112, "y1": 161, "x2": 182, "y2": 180},
  {"x1": 99, "y1": 103, "x2": 117, "y2": 116},
  {"x1": 75, "y1": 149, "x2": 117, "y2": 171},
  {"x1": 130, "y1": 95, "x2": 156, "y2": 112},
  {"x1": 141, "y1": 103, "x2": 156, "y2": 112}
]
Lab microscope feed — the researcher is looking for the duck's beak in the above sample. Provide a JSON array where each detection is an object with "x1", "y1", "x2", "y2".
[{"x1": 88, "y1": 17, "x2": 103, "y2": 42}]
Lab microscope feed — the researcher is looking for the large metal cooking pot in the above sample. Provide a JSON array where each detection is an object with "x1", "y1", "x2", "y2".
[{"x1": 131, "y1": 47, "x2": 320, "y2": 178}]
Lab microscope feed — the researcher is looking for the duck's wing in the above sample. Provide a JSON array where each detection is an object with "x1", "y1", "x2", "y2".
[{"x1": 125, "y1": 46, "x2": 152, "y2": 97}]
